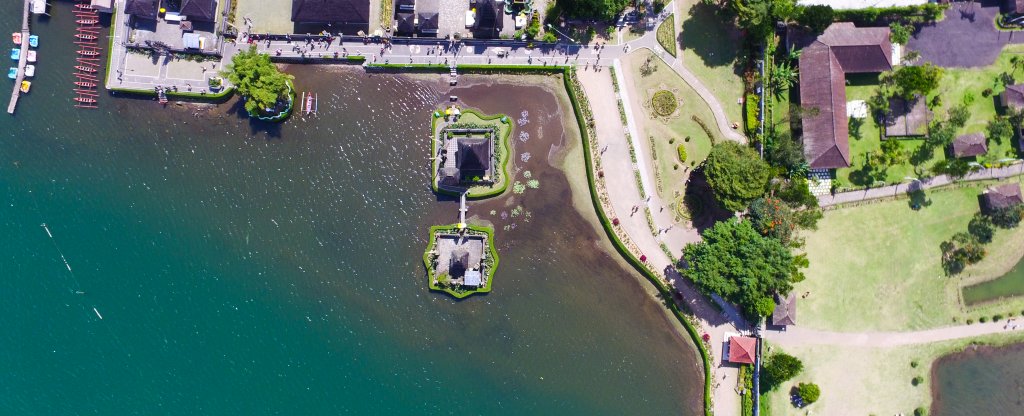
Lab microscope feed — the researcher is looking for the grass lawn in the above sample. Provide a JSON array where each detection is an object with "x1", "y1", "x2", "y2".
[
  {"x1": 623, "y1": 50, "x2": 721, "y2": 201},
  {"x1": 763, "y1": 331, "x2": 1024, "y2": 416},
  {"x1": 677, "y1": 0, "x2": 745, "y2": 124},
  {"x1": 796, "y1": 177, "x2": 1024, "y2": 332},
  {"x1": 836, "y1": 46, "x2": 1024, "y2": 188},
  {"x1": 657, "y1": 14, "x2": 677, "y2": 57}
]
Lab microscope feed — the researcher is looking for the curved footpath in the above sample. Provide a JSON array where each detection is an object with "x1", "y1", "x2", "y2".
[
  {"x1": 819, "y1": 164, "x2": 1024, "y2": 207},
  {"x1": 765, "y1": 321, "x2": 1024, "y2": 348}
]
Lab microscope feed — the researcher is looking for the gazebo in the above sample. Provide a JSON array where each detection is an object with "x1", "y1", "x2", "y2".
[{"x1": 727, "y1": 336, "x2": 757, "y2": 365}]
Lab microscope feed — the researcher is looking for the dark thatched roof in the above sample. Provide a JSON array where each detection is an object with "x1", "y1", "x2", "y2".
[
  {"x1": 180, "y1": 0, "x2": 217, "y2": 22},
  {"x1": 395, "y1": 12, "x2": 415, "y2": 35},
  {"x1": 125, "y1": 0, "x2": 160, "y2": 19},
  {"x1": 982, "y1": 183, "x2": 1024, "y2": 213},
  {"x1": 450, "y1": 248, "x2": 470, "y2": 277},
  {"x1": 772, "y1": 292, "x2": 797, "y2": 326},
  {"x1": 473, "y1": 0, "x2": 504, "y2": 38},
  {"x1": 395, "y1": 0, "x2": 414, "y2": 12},
  {"x1": 1002, "y1": 84, "x2": 1024, "y2": 109},
  {"x1": 951, "y1": 132, "x2": 988, "y2": 158},
  {"x1": 292, "y1": 0, "x2": 370, "y2": 25},
  {"x1": 418, "y1": 12, "x2": 439, "y2": 33},
  {"x1": 798, "y1": 22, "x2": 893, "y2": 169},
  {"x1": 456, "y1": 137, "x2": 490, "y2": 176}
]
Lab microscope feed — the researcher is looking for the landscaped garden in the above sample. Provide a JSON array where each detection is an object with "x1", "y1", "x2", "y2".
[
  {"x1": 835, "y1": 46, "x2": 1024, "y2": 189},
  {"x1": 623, "y1": 50, "x2": 722, "y2": 199},
  {"x1": 222, "y1": 46, "x2": 295, "y2": 121},
  {"x1": 796, "y1": 178, "x2": 1024, "y2": 332},
  {"x1": 430, "y1": 108, "x2": 512, "y2": 198},
  {"x1": 657, "y1": 14, "x2": 678, "y2": 57}
]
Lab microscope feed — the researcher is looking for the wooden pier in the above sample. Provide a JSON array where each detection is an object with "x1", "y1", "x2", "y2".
[{"x1": 7, "y1": 0, "x2": 31, "y2": 114}]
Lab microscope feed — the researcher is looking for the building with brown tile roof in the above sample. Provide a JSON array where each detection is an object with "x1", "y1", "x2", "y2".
[
  {"x1": 727, "y1": 336, "x2": 757, "y2": 365},
  {"x1": 950, "y1": 132, "x2": 988, "y2": 158},
  {"x1": 1000, "y1": 84, "x2": 1024, "y2": 109},
  {"x1": 981, "y1": 183, "x2": 1024, "y2": 213},
  {"x1": 798, "y1": 23, "x2": 894, "y2": 169}
]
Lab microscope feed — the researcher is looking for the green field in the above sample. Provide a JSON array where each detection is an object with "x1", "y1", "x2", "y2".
[
  {"x1": 677, "y1": 0, "x2": 745, "y2": 124},
  {"x1": 796, "y1": 177, "x2": 1024, "y2": 332},
  {"x1": 764, "y1": 332, "x2": 1024, "y2": 416},
  {"x1": 657, "y1": 14, "x2": 677, "y2": 58},
  {"x1": 623, "y1": 50, "x2": 721, "y2": 200}
]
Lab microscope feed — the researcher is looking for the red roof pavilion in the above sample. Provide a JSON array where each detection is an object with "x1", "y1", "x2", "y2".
[{"x1": 728, "y1": 336, "x2": 757, "y2": 365}]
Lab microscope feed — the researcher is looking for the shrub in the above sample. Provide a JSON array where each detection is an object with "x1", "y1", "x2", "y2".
[
  {"x1": 889, "y1": 22, "x2": 913, "y2": 44},
  {"x1": 995, "y1": 314, "x2": 1004, "y2": 321},
  {"x1": 915, "y1": 407, "x2": 928, "y2": 416},
  {"x1": 968, "y1": 214, "x2": 995, "y2": 244},
  {"x1": 911, "y1": 360, "x2": 919, "y2": 368},
  {"x1": 912, "y1": 376, "x2": 923, "y2": 386},
  {"x1": 656, "y1": 14, "x2": 677, "y2": 57},
  {"x1": 798, "y1": 5, "x2": 835, "y2": 33},
  {"x1": 989, "y1": 206, "x2": 1024, "y2": 229},
  {"x1": 796, "y1": 382, "x2": 821, "y2": 403},
  {"x1": 981, "y1": 316, "x2": 989, "y2": 323},
  {"x1": 745, "y1": 93, "x2": 760, "y2": 134},
  {"x1": 677, "y1": 144, "x2": 688, "y2": 163},
  {"x1": 967, "y1": 318, "x2": 974, "y2": 324},
  {"x1": 652, "y1": 90, "x2": 678, "y2": 116}
]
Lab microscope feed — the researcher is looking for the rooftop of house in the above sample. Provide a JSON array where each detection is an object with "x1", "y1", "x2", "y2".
[
  {"x1": 772, "y1": 292, "x2": 797, "y2": 327},
  {"x1": 180, "y1": 0, "x2": 218, "y2": 22},
  {"x1": 982, "y1": 183, "x2": 1024, "y2": 213},
  {"x1": 292, "y1": 0, "x2": 370, "y2": 24},
  {"x1": 951, "y1": 132, "x2": 988, "y2": 158},
  {"x1": 797, "y1": 22, "x2": 893, "y2": 169},
  {"x1": 125, "y1": 0, "x2": 160, "y2": 19},
  {"x1": 1001, "y1": 84, "x2": 1024, "y2": 109},
  {"x1": 728, "y1": 336, "x2": 757, "y2": 365}
]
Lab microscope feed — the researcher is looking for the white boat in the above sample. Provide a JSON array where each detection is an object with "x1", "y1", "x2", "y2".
[
  {"x1": 24, "y1": 64, "x2": 34, "y2": 77},
  {"x1": 26, "y1": 50, "x2": 35, "y2": 62}
]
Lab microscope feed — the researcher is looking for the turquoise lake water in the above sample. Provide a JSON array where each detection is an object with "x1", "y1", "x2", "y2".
[{"x1": 0, "y1": 5, "x2": 703, "y2": 414}]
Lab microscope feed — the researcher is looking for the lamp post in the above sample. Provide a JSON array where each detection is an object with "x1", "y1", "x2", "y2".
[{"x1": 545, "y1": 24, "x2": 578, "y2": 44}]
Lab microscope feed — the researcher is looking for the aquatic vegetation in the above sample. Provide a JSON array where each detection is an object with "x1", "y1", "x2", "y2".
[
  {"x1": 523, "y1": 170, "x2": 532, "y2": 179},
  {"x1": 527, "y1": 179, "x2": 540, "y2": 189},
  {"x1": 518, "y1": 131, "x2": 530, "y2": 142},
  {"x1": 489, "y1": 210, "x2": 497, "y2": 215},
  {"x1": 511, "y1": 205, "x2": 524, "y2": 217},
  {"x1": 513, "y1": 181, "x2": 526, "y2": 194},
  {"x1": 521, "y1": 152, "x2": 531, "y2": 162}
]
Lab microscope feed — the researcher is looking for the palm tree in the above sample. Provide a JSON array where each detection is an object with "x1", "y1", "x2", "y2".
[{"x1": 772, "y1": 61, "x2": 798, "y2": 92}]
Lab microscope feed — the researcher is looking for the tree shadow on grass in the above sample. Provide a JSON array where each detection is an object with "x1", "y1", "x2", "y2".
[
  {"x1": 680, "y1": 3, "x2": 742, "y2": 73},
  {"x1": 685, "y1": 168, "x2": 733, "y2": 233}
]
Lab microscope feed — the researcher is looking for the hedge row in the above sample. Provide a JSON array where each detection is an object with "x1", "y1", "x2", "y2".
[{"x1": 829, "y1": 3, "x2": 947, "y2": 24}]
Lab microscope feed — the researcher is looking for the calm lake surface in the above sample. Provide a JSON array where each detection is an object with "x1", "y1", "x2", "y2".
[
  {"x1": 963, "y1": 256, "x2": 1024, "y2": 306},
  {"x1": 932, "y1": 343, "x2": 1024, "y2": 415},
  {"x1": 0, "y1": 6, "x2": 702, "y2": 414}
]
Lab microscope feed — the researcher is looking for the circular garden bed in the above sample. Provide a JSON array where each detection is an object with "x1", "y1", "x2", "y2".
[{"x1": 652, "y1": 90, "x2": 678, "y2": 117}]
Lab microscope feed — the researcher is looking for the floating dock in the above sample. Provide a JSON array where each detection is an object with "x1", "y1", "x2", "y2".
[{"x1": 7, "y1": 0, "x2": 31, "y2": 114}]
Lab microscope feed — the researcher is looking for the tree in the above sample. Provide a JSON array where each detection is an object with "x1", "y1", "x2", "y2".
[
  {"x1": 761, "y1": 352, "x2": 803, "y2": 392},
  {"x1": 559, "y1": 0, "x2": 629, "y2": 20},
  {"x1": 748, "y1": 197, "x2": 797, "y2": 245},
  {"x1": 767, "y1": 131, "x2": 806, "y2": 173},
  {"x1": 681, "y1": 220, "x2": 804, "y2": 319},
  {"x1": 987, "y1": 117, "x2": 1014, "y2": 145},
  {"x1": 889, "y1": 22, "x2": 913, "y2": 45},
  {"x1": 930, "y1": 157, "x2": 976, "y2": 179},
  {"x1": 885, "y1": 63, "x2": 943, "y2": 100},
  {"x1": 734, "y1": 0, "x2": 798, "y2": 39},
  {"x1": 222, "y1": 45, "x2": 294, "y2": 116},
  {"x1": 941, "y1": 232, "x2": 986, "y2": 275},
  {"x1": 989, "y1": 205, "x2": 1024, "y2": 228},
  {"x1": 796, "y1": 382, "x2": 821, "y2": 404},
  {"x1": 798, "y1": 5, "x2": 834, "y2": 33},
  {"x1": 969, "y1": 214, "x2": 995, "y2": 243},
  {"x1": 705, "y1": 142, "x2": 771, "y2": 212},
  {"x1": 772, "y1": 61, "x2": 798, "y2": 91}
]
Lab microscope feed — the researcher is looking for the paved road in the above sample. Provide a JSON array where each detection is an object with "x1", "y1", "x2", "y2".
[
  {"x1": 908, "y1": 0, "x2": 1024, "y2": 68},
  {"x1": 818, "y1": 163, "x2": 1024, "y2": 207},
  {"x1": 765, "y1": 320, "x2": 1024, "y2": 347}
]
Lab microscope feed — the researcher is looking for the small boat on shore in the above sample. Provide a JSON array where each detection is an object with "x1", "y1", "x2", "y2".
[
  {"x1": 75, "y1": 33, "x2": 97, "y2": 41},
  {"x1": 76, "y1": 19, "x2": 98, "y2": 25},
  {"x1": 26, "y1": 50, "x2": 35, "y2": 62},
  {"x1": 74, "y1": 3, "x2": 93, "y2": 9},
  {"x1": 12, "y1": 32, "x2": 21, "y2": 44},
  {"x1": 28, "y1": 35, "x2": 38, "y2": 48},
  {"x1": 74, "y1": 81, "x2": 96, "y2": 88},
  {"x1": 7, "y1": 67, "x2": 16, "y2": 79},
  {"x1": 77, "y1": 49, "x2": 99, "y2": 57},
  {"x1": 10, "y1": 48, "x2": 20, "y2": 60},
  {"x1": 75, "y1": 65, "x2": 96, "y2": 72},
  {"x1": 24, "y1": 64, "x2": 34, "y2": 77},
  {"x1": 74, "y1": 96, "x2": 96, "y2": 104},
  {"x1": 20, "y1": 80, "x2": 31, "y2": 93}
]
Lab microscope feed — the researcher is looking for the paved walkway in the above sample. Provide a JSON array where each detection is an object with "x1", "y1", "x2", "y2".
[
  {"x1": 908, "y1": 0, "x2": 1024, "y2": 68},
  {"x1": 765, "y1": 320, "x2": 1024, "y2": 347},
  {"x1": 818, "y1": 164, "x2": 1024, "y2": 207},
  {"x1": 796, "y1": 0, "x2": 926, "y2": 9}
]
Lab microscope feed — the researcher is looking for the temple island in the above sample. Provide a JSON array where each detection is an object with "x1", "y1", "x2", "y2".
[
  {"x1": 423, "y1": 224, "x2": 498, "y2": 299},
  {"x1": 431, "y1": 107, "x2": 511, "y2": 199}
]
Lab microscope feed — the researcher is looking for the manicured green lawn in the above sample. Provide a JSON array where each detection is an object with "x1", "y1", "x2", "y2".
[
  {"x1": 764, "y1": 332, "x2": 1024, "y2": 416},
  {"x1": 623, "y1": 50, "x2": 721, "y2": 200},
  {"x1": 797, "y1": 177, "x2": 1024, "y2": 332},
  {"x1": 677, "y1": 0, "x2": 745, "y2": 124}
]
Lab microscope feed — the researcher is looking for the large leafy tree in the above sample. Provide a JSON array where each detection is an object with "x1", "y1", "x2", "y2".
[
  {"x1": 222, "y1": 45, "x2": 294, "y2": 116},
  {"x1": 885, "y1": 63, "x2": 943, "y2": 100},
  {"x1": 559, "y1": 0, "x2": 629, "y2": 20},
  {"x1": 748, "y1": 197, "x2": 797, "y2": 245},
  {"x1": 705, "y1": 142, "x2": 771, "y2": 212},
  {"x1": 734, "y1": 0, "x2": 798, "y2": 38},
  {"x1": 797, "y1": 5, "x2": 834, "y2": 33},
  {"x1": 681, "y1": 220, "x2": 803, "y2": 318},
  {"x1": 760, "y1": 352, "x2": 803, "y2": 392}
]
